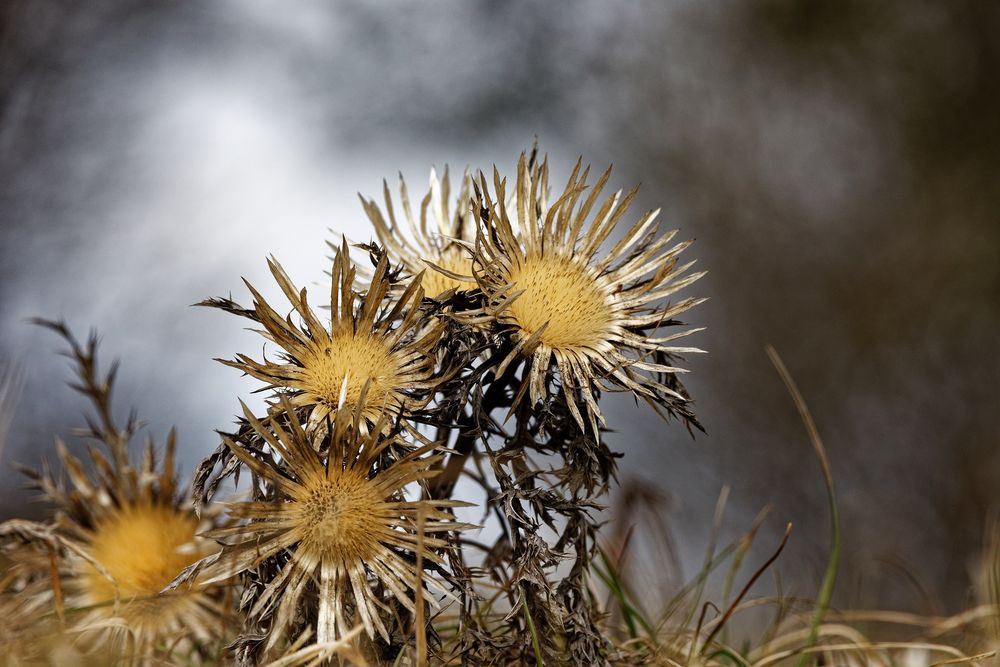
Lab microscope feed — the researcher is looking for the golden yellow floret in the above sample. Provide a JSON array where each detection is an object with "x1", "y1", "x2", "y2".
[
  {"x1": 84, "y1": 504, "x2": 202, "y2": 606},
  {"x1": 505, "y1": 255, "x2": 614, "y2": 350},
  {"x1": 294, "y1": 334, "x2": 397, "y2": 416},
  {"x1": 291, "y1": 468, "x2": 382, "y2": 565}
]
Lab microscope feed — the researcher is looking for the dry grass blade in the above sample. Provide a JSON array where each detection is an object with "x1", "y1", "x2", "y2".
[
  {"x1": 930, "y1": 651, "x2": 998, "y2": 666},
  {"x1": 263, "y1": 625, "x2": 368, "y2": 667},
  {"x1": 415, "y1": 506, "x2": 427, "y2": 667},
  {"x1": 754, "y1": 641, "x2": 984, "y2": 667},
  {"x1": 676, "y1": 487, "x2": 729, "y2": 632},
  {"x1": 983, "y1": 515, "x2": 1000, "y2": 644},
  {"x1": 699, "y1": 523, "x2": 792, "y2": 656},
  {"x1": 0, "y1": 362, "x2": 22, "y2": 466}
]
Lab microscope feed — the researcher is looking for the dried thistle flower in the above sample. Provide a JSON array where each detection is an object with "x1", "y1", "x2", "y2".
[
  {"x1": 50, "y1": 448, "x2": 219, "y2": 644},
  {"x1": 9, "y1": 322, "x2": 225, "y2": 656},
  {"x1": 197, "y1": 396, "x2": 469, "y2": 649},
  {"x1": 207, "y1": 241, "x2": 445, "y2": 429},
  {"x1": 471, "y1": 153, "x2": 706, "y2": 434},
  {"x1": 359, "y1": 166, "x2": 477, "y2": 298}
]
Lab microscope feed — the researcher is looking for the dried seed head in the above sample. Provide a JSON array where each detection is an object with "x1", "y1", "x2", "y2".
[
  {"x1": 360, "y1": 166, "x2": 477, "y2": 298},
  {"x1": 10, "y1": 323, "x2": 229, "y2": 655},
  {"x1": 473, "y1": 152, "x2": 706, "y2": 434},
  {"x1": 216, "y1": 242, "x2": 445, "y2": 427},
  {"x1": 201, "y1": 397, "x2": 470, "y2": 648}
]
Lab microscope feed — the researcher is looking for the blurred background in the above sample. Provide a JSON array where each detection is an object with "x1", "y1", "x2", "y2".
[{"x1": 1, "y1": 0, "x2": 997, "y2": 622}]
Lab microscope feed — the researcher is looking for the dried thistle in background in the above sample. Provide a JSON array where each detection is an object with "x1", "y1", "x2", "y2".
[{"x1": 0, "y1": 321, "x2": 230, "y2": 661}]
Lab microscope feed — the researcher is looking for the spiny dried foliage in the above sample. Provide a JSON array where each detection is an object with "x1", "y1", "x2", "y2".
[{"x1": 0, "y1": 321, "x2": 232, "y2": 663}]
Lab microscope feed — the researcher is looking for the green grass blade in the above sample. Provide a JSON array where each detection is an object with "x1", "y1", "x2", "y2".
[
  {"x1": 767, "y1": 346, "x2": 841, "y2": 667},
  {"x1": 520, "y1": 586, "x2": 545, "y2": 667},
  {"x1": 595, "y1": 548, "x2": 640, "y2": 639}
]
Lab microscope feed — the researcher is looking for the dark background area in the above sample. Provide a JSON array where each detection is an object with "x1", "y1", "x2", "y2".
[{"x1": 1, "y1": 0, "x2": 997, "y2": 622}]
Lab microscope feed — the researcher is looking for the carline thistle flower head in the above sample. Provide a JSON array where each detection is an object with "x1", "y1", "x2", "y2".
[
  {"x1": 359, "y1": 165, "x2": 478, "y2": 299},
  {"x1": 197, "y1": 395, "x2": 470, "y2": 647},
  {"x1": 18, "y1": 418, "x2": 222, "y2": 653},
  {"x1": 2, "y1": 323, "x2": 229, "y2": 656},
  {"x1": 469, "y1": 152, "x2": 706, "y2": 435},
  {"x1": 212, "y1": 240, "x2": 445, "y2": 430}
]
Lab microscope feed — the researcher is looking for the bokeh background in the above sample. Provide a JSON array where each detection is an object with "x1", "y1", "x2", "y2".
[{"x1": 1, "y1": 0, "x2": 997, "y2": 621}]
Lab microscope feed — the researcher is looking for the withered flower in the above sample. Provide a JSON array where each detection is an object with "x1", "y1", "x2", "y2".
[
  {"x1": 198, "y1": 397, "x2": 468, "y2": 646},
  {"x1": 8, "y1": 323, "x2": 224, "y2": 655},
  {"x1": 359, "y1": 166, "x2": 477, "y2": 298},
  {"x1": 212, "y1": 241, "x2": 444, "y2": 428},
  {"x1": 55, "y1": 451, "x2": 221, "y2": 645},
  {"x1": 472, "y1": 153, "x2": 706, "y2": 434}
]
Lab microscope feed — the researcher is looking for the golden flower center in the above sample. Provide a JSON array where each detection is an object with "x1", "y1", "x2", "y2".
[
  {"x1": 506, "y1": 256, "x2": 614, "y2": 349},
  {"x1": 296, "y1": 471, "x2": 382, "y2": 564},
  {"x1": 84, "y1": 504, "x2": 202, "y2": 604},
  {"x1": 419, "y1": 246, "x2": 473, "y2": 298},
  {"x1": 300, "y1": 334, "x2": 397, "y2": 411}
]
